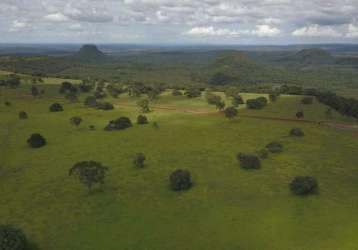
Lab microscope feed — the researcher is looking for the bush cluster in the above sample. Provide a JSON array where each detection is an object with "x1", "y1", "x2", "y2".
[
  {"x1": 18, "y1": 111, "x2": 28, "y2": 120},
  {"x1": 266, "y1": 142, "x2": 283, "y2": 153},
  {"x1": 27, "y1": 133, "x2": 46, "y2": 148},
  {"x1": 137, "y1": 115, "x2": 148, "y2": 125},
  {"x1": 105, "y1": 117, "x2": 132, "y2": 131},
  {"x1": 246, "y1": 97, "x2": 268, "y2": 109},
  {"x1": 49, "y1": 103, "x2": 63, "y2": 112},
  {"x1": 169, "y1": 169, "x2": 193, "y2": 191},
  {"x1": 0, "y1": 225, "x2": 27, "y2": 250},
  {"x1": 290, "y1": 176, "x2": 318, "y2": 195},
  {"x1": 237, "y1": 153, "x2": 261, "y2": 169},
  {"x1": 290, "y1": 128, "x2": 305, "y2": 137}
]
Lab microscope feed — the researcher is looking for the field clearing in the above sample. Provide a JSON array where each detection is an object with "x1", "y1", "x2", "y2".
[{"x1": 1, "y1": 86, "x2": 358, "y2": 250}]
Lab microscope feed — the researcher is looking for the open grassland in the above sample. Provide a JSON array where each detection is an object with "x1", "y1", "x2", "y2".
[{"x1": 1, "y1": 86, "x2": 358, "y2": 250}]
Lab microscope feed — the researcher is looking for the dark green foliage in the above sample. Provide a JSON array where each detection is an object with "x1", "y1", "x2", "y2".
[
  {"x1": 209, "y1": 72, "x2": 234, "y2": 85},
  {"x1": 0, "y1": 225, "x2": 27, "y2": 250},
  {"x1": 105, "y1": 117, "x2": 132, "y2": 131},
  {"x1": 96, "y1": 102, "x2": 114, "y2": 110},
  {"x1": 79, "y1": 80, "x2": 94, "y2": 93},
  {"x1": 290, "y1": 176, "x2": 318, "y2": 195},
  {"x1": 4, "y1": 101, "x2": 11, "y2": 107},
  {"x1": 18, "y1": 111, "x2": 28, "y2": 120},
  {"x1": 224, "y1": 87, "x2": 240, "y2": 98},
  {"x1": 94, "y1": 90, "x2": 106, "y2": 99},
  {"x1": 172, "y1": 89, "x2": 183, "y2": 96},
  {"x1": 301, "y1": 97, "x2": 314, "y2": 104},
  {"x1": 266, "y1": 142, "x2": 283, "y2": 153},
  {"x1": 31, "y1": 85, "x2": 39, "y2": 97},
  {"x1": 27, "y1": 133, "x2": 46, "y2": 148},
  {"x1": 290, "y1": 128, "x2": 305, "y2": 137},
  {"x1": 84, "y1": 96, "x2": 97, "y2": 107},
  {"x1": 232, "y1": 95, "x2": 244, "y2": 107},
  {"x1": 89, "y1": 125, "x2": 96, "y2": 130},
  {"x1": 137, "y1": 99, "x2": 150, "y2": 113},
  {"x1": 296, "y1": 111, "x2": 304, "y2": 119},
  {"x1": 49, "y1": 103, "x2": 63, "y2": 112},
  {"x1": 169, "y1": 169, "x2": 192, "y2": 191},
  {"x1": 59, "y1": 81, "x2": 77, "y2": 94},
  {"x1": 246, "y1": 97, "x2": 268, "y2": 109},
  {"x1": 70, "y1": 116, "x2": 82, "y2": 127},
  {"x1": 137, "y1": 115, "x2": 148, "y2": 125},
  {"x1": 3, "y1": 75, "x2": 21, "y2": 88},
  {"x1": 133, "y1": 153, "x2": 146, "y2": 168},
  {"x1": 224, "y1": 106, "x2": 238, "y2": 119},
  {"x1": 269, "y1": 93, "x2": 279, "y2": 102},
  {"x1": 69, "y1": 161, "x2": 108, "y2": 192},
  {"x1": 206, "y1": 93, "x2": 225, "y2": 110},
  {"x1": 184, "y1": 88, "x2": 201, "y2": 98},
  {"x1": 257, "y1": 149, "x2": 269, "y2": 159},
  {"x1": 237, "y1": 153, "x2": 261, "y2": 169},
  {"x1": 152, "y1": 122, "x2": 159, "y2": 129}
]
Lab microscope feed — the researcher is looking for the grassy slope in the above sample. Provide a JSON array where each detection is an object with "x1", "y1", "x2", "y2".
[{"x1": 1, "y1": 87, "x2": 358, "y2": 250}]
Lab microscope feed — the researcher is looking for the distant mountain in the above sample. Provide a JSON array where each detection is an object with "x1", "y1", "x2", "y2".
[
  {"x1": 204, "y1": 51, "x2": 286, "y2": 85},
  {"x1": 278, "y1": 48, "x2": 335, "y2": 65},
  {"x1": 73, "y1": 44, "x2": 108, "y2": 62}
]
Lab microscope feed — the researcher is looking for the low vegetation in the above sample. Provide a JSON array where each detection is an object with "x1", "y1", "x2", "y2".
[{"x1": 169, "y1": 169, "x2": 193, "y2": 191}]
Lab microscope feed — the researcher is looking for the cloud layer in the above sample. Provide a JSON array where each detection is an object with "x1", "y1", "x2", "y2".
[{"x1": 1, "y1": 0, "x2": 358, "y2": 43}]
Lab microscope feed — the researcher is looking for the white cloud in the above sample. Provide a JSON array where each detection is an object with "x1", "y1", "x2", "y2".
[
  {"x1": 9, "y1": 20, "x2": 31, "y2": 32},
  {"x1": 292, "y1": 24, "x2": 341, "y2": 37},
  {"x1": 252, "y1": 25, "x2": 281, "y2": 37},
  {"x1": 185, "y1": 26, "x2": 246, "y2": 37},
  {"x1": 346, "y1": 24, "x2": 358, "y2": 38},
  {"x1": 44, "y1": 12, "x2": 69, "y2": 22},
  {"x1": 68, "y1": 23, "x2": 83, "y2": 31}
]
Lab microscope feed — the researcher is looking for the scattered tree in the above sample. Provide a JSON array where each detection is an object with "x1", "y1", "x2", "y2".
[
  {"x1": 18, "y1": 111, "x2": 28, "y2": 120},
  {"x1": 84, "y1": 96, "x2": 97, "y2": 107},
  {"x1": 137, "y1": 115, "x2": 148, "y2": 125},
  {"x1": 169, "y1": 169, "x2": 193, "y2": 191},
  {"x1": 232, "y1": 95, "x2": 244, "y2": 107},
  {"x1": 69, "y1": 161, "x2": 108, "y2": 192},
  {"x1": 237, "y1": 153, "x2": 261, "y2": 169},
  {"x1": 4, "y1": 101, "x2": 11, "y2": 107},
  {"x1": 96, "y1": 102, "x2": 114, "y2": 110},
  {"x1": 257, "y1": 149, "x2": 269, "y2": 159},
  {"x1": 296, "y1": 111, "x2": 304, "y2": 119},
  {"x1": 105, "y1": 117, "x2": 132, "y2": 131},
  {"x1": 49, "y1": 103, "x2": 63, "y2": 112},
  {"x1": 269, "y1": 93, "x2": 279, "y2": 102},
  {"x1": 0, "y1": 225, "x2": 27, "y2": 250},
  {"x1": 290, "y1": 176, "x2": 318, "y2": 195},
  {"x1": 184, "y1": 88, "x2": 201, "y2": 98},
  {"x1": 266, "y1": 142, "x2": 283, "y2": 153},
  {"x1": 137, "y1": 99, "x2": 150, "y2": 113},
  {"x1": 246, "y1": 97, "x2": 268, "y2": 109},
  {"x1": 290, "y1": 128, "x2": 305, "y2": 137},
  {"x1": 133, "y1": 153, "x2": 146, "y2": 168},
  {"x1": 172, "y1": 89, "x2": 183, "y2": 96},
  {"x1": 27, "y1": 133, "x2": 46, "y2": 148},
  {"x1": 89, "y1": 125, "x2": 96, "y2": 131},
  {"x1": 31, "y1": 85, "x2": 39, "y2": 97},
  {"x1": 224, "y1": 106, "x2": 238, "y2": 119},
  {"x1": 70, "y1": 116, "x2": 82, "y2": 128}
]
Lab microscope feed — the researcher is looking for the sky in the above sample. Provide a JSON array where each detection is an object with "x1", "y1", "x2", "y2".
[{"x1": 1, "y1": 0, "x2": 358, "y2": 44}]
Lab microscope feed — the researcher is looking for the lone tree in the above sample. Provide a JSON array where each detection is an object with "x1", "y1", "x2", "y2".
[
  {"x1": 237, "y1": 153, "x2": 261, "y2": 169},
  {"x1": 224, "y1": 106, "x2": 238, "y2": 119},
  {"x1": 184, "y1": 88, "x2": 201, "y2": 98},
  {"x1": 169, "y1": 169, "x2": 193, "y2": 191},
  {"x1": 133, "y1": 153, "x2": 146, "y2": 168},
  {"x1": 290, "y1": 128, "x2": 305, "y2": 137},
  {"x1": 105, "y1": 117, "x2": 133, "y2": 131},
  {"x1": 296, "y1": 111, "x2": 304, "y2": 119},
  {"x1": 69, "y1": 161, "x2": 108, "y2": 192},
  {"x1": 70, "y1": 116, "x2": 82, "y2": 128},
  {"x1": 246, "y1": 97, "x2": 268, "y2": 109},
  {"x1": 0, "y1": 225, "x2": 28, "y2": 250},
  {"x1": 137, "y1": 99, "x2": 150, "y2": 113},
  {"x1": 27, "y1": 133, "x2": 46, "y2": 148},
  {"x1": 266, "y1": 142, "x2": 283, "y2": 153},
  {"x1": 137, "y1": 115, "x2": 148, "y2": 125},
  {"x1": 301, "y1": 97, "x2": 314, "y2": 105},
  {"x1": 49, "y1": 103, "x2": 63, "y2": 112},
  {"x1": 290, "y1": 176, "x2": 318, "y2": 195},
  {"x1": 18, "y1": 111, "x2": 28, "y2": 120},
  {"x1": 232, "y1": 95, "x2": 244, "y2": 107},
  {"x1": 172, "y1": 89, "x2": 183, "y2": 96}
]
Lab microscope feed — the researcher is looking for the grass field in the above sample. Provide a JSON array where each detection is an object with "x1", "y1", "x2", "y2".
[{"x1": 1, "y1": 85, "x2": 358, "y2": 250}]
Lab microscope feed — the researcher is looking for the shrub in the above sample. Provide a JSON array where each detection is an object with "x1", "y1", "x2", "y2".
[
  {"x1": 184, "y1": 88, "x2": 201, "y2": 98},
  {"x1": 69, "y1": 161, "x2": 108, "y2": 192},
  {"x1": 133, "y1": 153, "x2": 146, "y2": 168},
  {"x1": 96, "y1": 102, "x2": 114, "y2": 110},
  {"x1": 70, "y1": 116, "x2": 82, "y2": 127},
  {"x1": 27, "y1": 133, "x2": 46, "y2": 148},
  {"x1": 18, "y1": 111, "x2": 28, "y2": 120},
  {"x1": 269, "y1": 93, "x2": 279, "y2": 102},
  {"x1": 266, "y1": 142, "x2": 283, "y2": 153},
  {"x1": 84, "y1": 96, "x2": 97, "y2": 107},
  {"x1": 237, "y1": 153, "x2": 261, "y2": 169},
  {"x1": 137, "y1": 99, "x2": 150, "y2": 113},
  {"x1": 4, "y1": 101, "x2": 11, "y2": 107},
  {"x1": 290, "y1": 128, "x2": 305, "y2": 137},
  {"x1": 224, "y1": 106, "x2": 238, "y2": 119},
  {"x1": 290, "y1": 176, "x2": 318, "y2": 195},
  {"x1": 301, "y1": 97, "x2": 313, "y2": 105},
  {"x1": 169, "y1": 169, "x2": 192, "y2": 191},
  {"x1": 137, "y1": 115, "x2": 148, "y2": 125},
  {"x1": 257, "y1": 149, "x2": 269, "y2": 159},
  {"x1": 49, "y1": 103, "x2": 63, "y2": 112},
  {"x1": 232, "y1": 95, "x2": 244, "y2": 107},
  {"x1": 0, "y1": 225, "x2": 27, "y2": 250},
  {"x1": 89, "y1": 125, "x2": 96, "y2": 130},
  {"x1": 296, "y1": 111, "x2": 304, "y2": 119},
  {"x1": 105, "y1": 117, "x2": 132, "y2": 131},
  {"x1": 246, "y1": 97, "x2": 268, "y2": 109},
  {"x1": 153, "y1": 122, "x2": 159, "y2": 129},
  {"x1": 172, "y1": 89, "x2": 183, "y2": 96}
]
